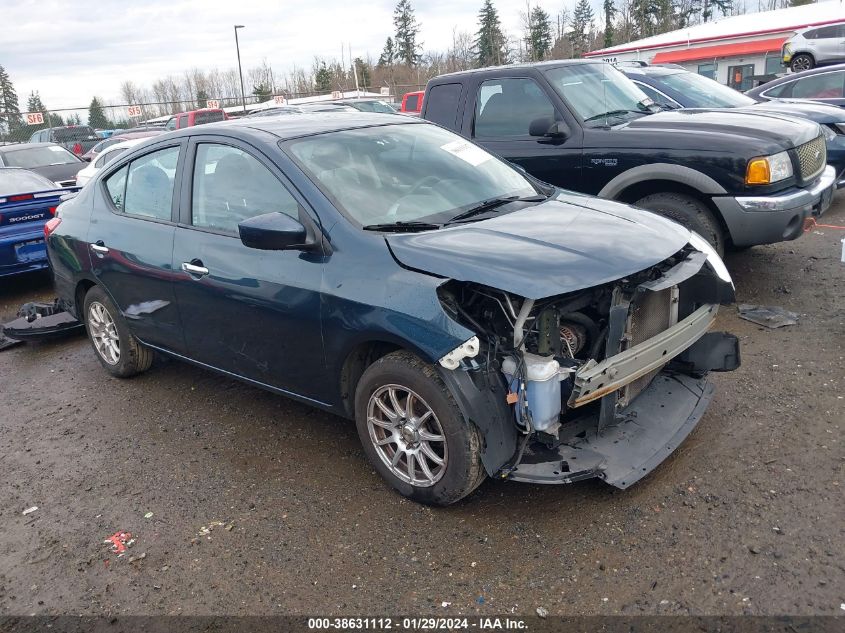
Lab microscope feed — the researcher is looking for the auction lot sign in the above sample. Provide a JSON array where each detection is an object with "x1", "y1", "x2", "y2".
[
  {"x1": 127, "y1": 105, "x2": 142, "y2": 118},
  {"x1": 25, "y1": 112, "x2": 44, "y2": 125}
]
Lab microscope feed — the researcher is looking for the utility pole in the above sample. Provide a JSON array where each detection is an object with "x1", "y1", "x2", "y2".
[{"x1": 234, "y1": 25, "x2": 247, "y2": 112}]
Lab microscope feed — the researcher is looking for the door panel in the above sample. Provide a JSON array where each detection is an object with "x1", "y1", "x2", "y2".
[
  {"x1": 89, "y1": 144, "x2": 185, "y2": 351},
  {"x1": 171, "y1": 139, "x2": 325, "y2": 398}
]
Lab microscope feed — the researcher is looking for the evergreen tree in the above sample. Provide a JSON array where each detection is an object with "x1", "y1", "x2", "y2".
[
  {"x1": 475, "y1": 0, "x2": 508, "y2": 67},
  {"x1": 314, "y1": 63, "x2": 332, "y2": 92},
  {"x1": 527, "y1": 6, "x2": 553, "y2": 61},
  {"x1": 378, "y1": 37, "x2": 396, "y2": 67},
  {"x1": 353, "y1": 58, "x2": 372, "y2": 88},
  {"x1": 0, "y1": 65, "x2": 21, "y2": 134},
  {"x1": 88, "y1": 97, "x2": 109, "y2": 129},
  {"x1": 393, "y1": 0, "x2": 422, "y2": 66},
  {"x1": 569, "y1": 0, "x2": 595, "y2": 58},
  {"x1": 252, "y1": 83, "x2": 272, "y2": 100},
  {"x1": 603, "y1": 0, "x2": 616, "y2": 48},
  {"x1": 196, "y1": 88, "x2": 209, "y2": 108},
  {"x1": 69, "y1": 113, "x2": 82, "y2": 125}
]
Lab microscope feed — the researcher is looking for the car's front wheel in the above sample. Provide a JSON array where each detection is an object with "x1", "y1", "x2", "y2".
[
  {"x1": 354, "y1": 351, "x2": 486, "y2": 505},
  {"x1": 635, "y1": 192, "x2": 725, "y2": 257},
  {"x1": 790, "y1": 54, "x2": 814, "y2": 72},
  {"x1": 83, "y1": 286, "x2": 153, "y2": 378}
]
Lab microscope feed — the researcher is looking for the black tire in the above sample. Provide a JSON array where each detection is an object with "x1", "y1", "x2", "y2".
[
  {"x1": 790, "y1": 54, "x2": 814, "y2": 73},
  {"x1": 354, "y1": 350, "x2": 486, "y2": 505},
  {"x1": 83, "y1": 285, "x2": 153, "y2": 378},
  {"x1": 635, "y1": 192, "x2": 725, "y2": 257}
]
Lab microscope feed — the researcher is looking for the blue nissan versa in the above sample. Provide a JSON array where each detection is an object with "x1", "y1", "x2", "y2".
[{"x1": 45, "y1": 114, "x2": 739, "y2": 505}]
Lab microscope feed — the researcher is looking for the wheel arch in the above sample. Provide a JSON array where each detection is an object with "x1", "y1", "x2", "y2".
[
  {"x1": 599, "y1": 163, "x2": 727, "y2": 200},
  {"x1": 339, "y1": 339, "x2": 405, "y2": 417}
]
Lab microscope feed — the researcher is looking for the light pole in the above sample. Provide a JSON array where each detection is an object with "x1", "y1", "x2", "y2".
[{"x1": 234, "y1": 25, "x2": 247, "y2": 113}]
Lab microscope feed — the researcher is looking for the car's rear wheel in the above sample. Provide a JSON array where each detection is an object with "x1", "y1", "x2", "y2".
[
  {"x1": 635, "y1": 192, "x2": 725, "y2": 257},
  {"x1": 83, "y1": 286, "x2": 153, "y2": 378},
  {"x1": 354, "y1": 351, "x2": 485, "y2": 505},
  {"x1": 790, "y1": 54, "x2": 814, "y2": 72}
]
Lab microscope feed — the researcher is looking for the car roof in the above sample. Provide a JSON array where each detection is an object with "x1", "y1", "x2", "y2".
[
  {"x1": 619, "y1": 65, "x2": 684, "y2": 78},
  {"x1": 171, "y1": 112, "x2": 424, "y2": 141},
  {"x1": 746, "y1": 62, "x2": 845, "y2": 96},
  {"x1": 430, "y1": 58, "x2": 606, "y2": 81},
  {"x1": 107, "y1": 137, "x2": 149, "y2": 150}
]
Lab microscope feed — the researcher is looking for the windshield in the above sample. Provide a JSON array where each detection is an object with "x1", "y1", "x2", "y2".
[
  {"x1": 3, "y1": 145, "x2": 79, "y2": 168},
  {"x1": 286, "y1": 123, "x2": 540, "y2": 227},
  {"x1": 349, "y1": 101, "x2": 396, "y2": 113},
  {"x1": 658, "y1": 71, "x2": 756, "y2": 107},
  {"x1": 545, "y1": 63, "x2": 653, "y2": 125}
]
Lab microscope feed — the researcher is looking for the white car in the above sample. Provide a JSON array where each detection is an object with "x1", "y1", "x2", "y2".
[{"x1": 75, "y1": 138, "x2": 147, "y2": 186}]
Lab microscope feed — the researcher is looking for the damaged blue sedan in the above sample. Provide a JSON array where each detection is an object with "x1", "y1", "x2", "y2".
[{"x1": 45, "y1": 114, "x2": 739, "y2": 505}]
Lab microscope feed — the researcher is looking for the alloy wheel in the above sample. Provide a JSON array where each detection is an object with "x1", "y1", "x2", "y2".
[
  {"x1": 88, "y1": 301, "x2": 120, "y2": 365},
  {"x1": 366, "y1": 384, "x2": 448, "y2": 487}
]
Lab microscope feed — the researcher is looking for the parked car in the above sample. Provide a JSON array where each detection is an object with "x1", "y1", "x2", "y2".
[
  {"x1": 327, "y1": 99, "x2": 398, "y2": 113},
  {"x1": 0, "y1": 143, "x2": 85, "y2": 187},
  {"x1": 164, "y1": 108, "x2": 228, "y2": 131},
  {"x1": 28, "y1": 125, "x2": 100, "y2": 157},
  {"x1": 781, "y1": 23, "x2": 845, "y2": 72},
  {"x1": 400, "y1": 90, "x2": 424, "y2": 115},
  {"x1": 421, "y1": 60, "x2": 837, "y2": 255},
  {"x1": 75, "y1": 138, "x2": 149, "y2": 186},
  {"x1": 81, "y1": 129, "x2": 164, "y2": 162},
  {"x1": 46, "y1": 114, "x2": 739, "y2": 505},
  {"x1": 621, "y1": 64, "x2": 845, "y2": 189},
  {"x1": 0, "y1": 167, "x2": 77, "y2": 277},
  {"x1": 746, "y1": 63, "x2": 845, "y2": 109}
]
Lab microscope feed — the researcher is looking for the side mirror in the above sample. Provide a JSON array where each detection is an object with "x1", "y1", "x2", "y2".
[
  {"x1": 238, "y1": 212, "x2": 310, "y2": 251},
  {"x1": 529, "y1": 117, "x2": 570, "y2": 139}
]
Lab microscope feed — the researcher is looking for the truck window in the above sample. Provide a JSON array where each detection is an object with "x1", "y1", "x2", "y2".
[
  {"x1": 425, "y1": 84, "x2": 462, "y2": 130},
  {"x1": 404, "y1": 94, "x2": 420, "y2": 111},
  {"x1": 194, "y1": 110, "x2": 226, "y2": 125},
  {"x1": 473, "y1": 78, "x2": 555, "y2": 138}
]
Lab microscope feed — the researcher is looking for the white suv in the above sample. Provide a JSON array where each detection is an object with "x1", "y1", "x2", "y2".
[{"x1": 783, "y1": 23, "x2": 845, "y2": 72}]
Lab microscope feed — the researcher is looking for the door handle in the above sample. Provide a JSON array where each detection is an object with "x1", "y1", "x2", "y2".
[
  {"x1": 90, "y1": 241, "x2": 109, "y2": 254},
  {"x1": 181, "y1": 261, "x2": 209, "y2": 277}
]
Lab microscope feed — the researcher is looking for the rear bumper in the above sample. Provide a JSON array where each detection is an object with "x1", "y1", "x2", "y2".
[
  {"x1": 0, "y1": 228, "x2": 48, "y2": 277},
  {"x1": 712, "y1": 165, "x2": 837, "y2": 247}
]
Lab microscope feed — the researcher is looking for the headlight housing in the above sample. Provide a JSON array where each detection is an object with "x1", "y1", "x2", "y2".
[
  {"x1": 822, "y1": 125, "x2": 837, "y2": 142},
  {"x1": 834, "y1": 123, "x2": 845, "y2": 135},
  {"x1": 689, "y1": 232, "x2": 733, "y2": 287},
  {"x1": 746, "y1": 150, "x2": 793, "y2": 185}
]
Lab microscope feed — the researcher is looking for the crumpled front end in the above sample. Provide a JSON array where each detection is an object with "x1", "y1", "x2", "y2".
[{"x1": 436, "y1": 236, "x2": 739, "y2": 488}]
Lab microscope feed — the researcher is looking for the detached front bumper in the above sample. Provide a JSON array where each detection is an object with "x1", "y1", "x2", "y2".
[{"x1": 712, "y1": 165, "x2": 837, "y2": 247}]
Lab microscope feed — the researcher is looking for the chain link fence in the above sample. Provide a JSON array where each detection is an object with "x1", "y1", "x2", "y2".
[{"x1": 0, "y1": 83, "x2": 425, "y2": 146}]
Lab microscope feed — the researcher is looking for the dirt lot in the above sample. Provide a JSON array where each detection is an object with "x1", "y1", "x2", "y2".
[{"x1": 0, "y1": 201, "x2": 843, "y2": 618}]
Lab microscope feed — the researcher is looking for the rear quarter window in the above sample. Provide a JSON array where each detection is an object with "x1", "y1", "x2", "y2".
[{"x1": 425, "y1": 84, "x2": 462, "y2": 130}]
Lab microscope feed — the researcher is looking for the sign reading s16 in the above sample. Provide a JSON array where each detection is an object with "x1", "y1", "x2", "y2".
[
  {"x1": 25, "y1": 112, "x2": 45, "y2": 125},
  {"x1": 127, "y1": 105, "x2": 142, "y2": 118}
]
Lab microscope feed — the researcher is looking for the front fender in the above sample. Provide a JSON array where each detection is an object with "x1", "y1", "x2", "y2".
[{"x1": 598, "y1": 163, "x2": 728, "y2": 199}]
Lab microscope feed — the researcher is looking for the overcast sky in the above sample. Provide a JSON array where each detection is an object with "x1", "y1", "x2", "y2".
[{"x1": 1, "y1": 0, "x2": 578, "y2": 112}]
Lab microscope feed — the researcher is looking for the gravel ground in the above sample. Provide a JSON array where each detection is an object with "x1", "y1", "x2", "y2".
[{"x1": 0, "y1": 201, "x2": 842, "y2": 617}]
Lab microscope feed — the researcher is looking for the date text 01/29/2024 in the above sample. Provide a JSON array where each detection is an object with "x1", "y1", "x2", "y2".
[{"x1": 307, "y1": 617, "x2": 529, "y2": 630}]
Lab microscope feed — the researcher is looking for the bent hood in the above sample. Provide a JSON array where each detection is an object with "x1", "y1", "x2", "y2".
[
  {"x1": 385, "y1": 194, "x2": 691, "y2": 299},
  {"x1": 624, "y1": 109, "x2": 820, "y2": 148}
]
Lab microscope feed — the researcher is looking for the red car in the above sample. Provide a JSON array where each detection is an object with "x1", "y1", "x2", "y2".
[
  {"x1": 164, "y1": 108, "x2": 228, "y2": 131},
  {"x1": 400, "y1": 91, "x2": 424, "y2": 116},
  {"x1": 81, "y1": 129, "x2": 164, "y2": 163}
]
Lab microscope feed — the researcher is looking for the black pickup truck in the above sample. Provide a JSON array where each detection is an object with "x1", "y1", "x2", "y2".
[{"x1": 421, "y1": 60, "x2": 837, "y2": 254}]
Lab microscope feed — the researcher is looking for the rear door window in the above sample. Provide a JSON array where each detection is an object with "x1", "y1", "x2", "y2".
[
  {"x1": 425, "y1": 84, "x2": 462, "y2": 130},
  {"x1": 114, "y1": 146, "x2": 180, "y2": 220},
  {"x1": 191, "y1": 143, "x2": 299, "y2": 234},
  {"x1": 790, "y1": 71, "x2": 845, "y2": 99}
]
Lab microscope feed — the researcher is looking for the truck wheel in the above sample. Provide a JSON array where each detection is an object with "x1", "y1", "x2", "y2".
[
  {"x1": 635, "y1": 192, "x2": 725, "y2": 256},
  {"x1": 790, "y1": 54, "x2": 814, "y2": 72},
  {"x1": 354, "y1": 350, "x2": 486, "y2": 506},
  {"x1": 83, "y1": 286, "x2": 153, "y2": 378}
]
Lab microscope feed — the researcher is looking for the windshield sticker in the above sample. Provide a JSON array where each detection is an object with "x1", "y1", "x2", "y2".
[{"x1": 440, "y1": 140, "x2": 491, "y2": 167}]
